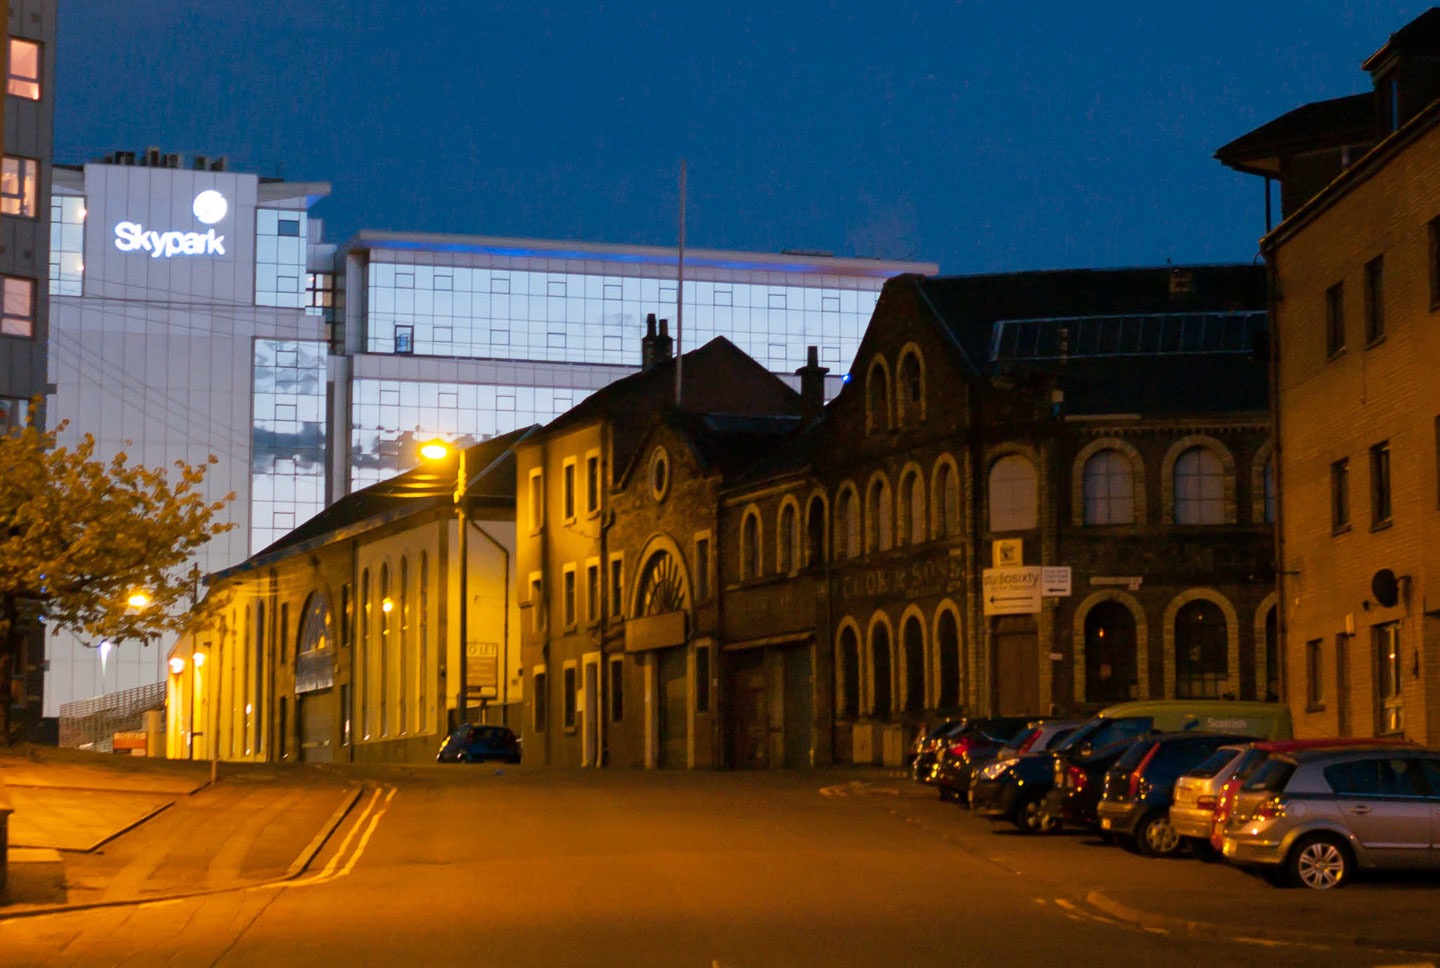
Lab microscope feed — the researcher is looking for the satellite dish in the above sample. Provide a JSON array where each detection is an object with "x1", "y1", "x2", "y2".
[{"x1": 1372, "y1": 568, "x2": 1399, "y2": 608}]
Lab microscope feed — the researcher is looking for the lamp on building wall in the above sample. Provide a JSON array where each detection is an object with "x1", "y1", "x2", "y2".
[{"x1": 420, "y1": 440, "x2": 469, "y2": 727}]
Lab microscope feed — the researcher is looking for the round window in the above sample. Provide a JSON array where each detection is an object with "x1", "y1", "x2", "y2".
[{"x1": 650, "y1": 447, "x2": 670, "y2": 501}]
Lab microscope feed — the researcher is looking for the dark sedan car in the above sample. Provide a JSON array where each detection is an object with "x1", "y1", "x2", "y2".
[
  {"x1": 930, "y1": 716, "x2": 1035, "y2": 802},
  {"x1": 436, "y1": 724, "x2": 522, "y2": 764}
]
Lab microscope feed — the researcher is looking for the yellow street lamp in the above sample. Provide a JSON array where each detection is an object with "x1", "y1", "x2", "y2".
[
  {"x1": 420, "y1": 439, "x2": 470, "y2": 726},
  {"x1": 127, "y1": 590, "x2": 152, "y2": 609}
]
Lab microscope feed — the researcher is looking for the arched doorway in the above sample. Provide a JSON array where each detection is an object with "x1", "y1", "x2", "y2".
[
  {"x1": 1085, "y1": 601, "x2": 1137, "y2": 704},
  {"x1": 936, "y1": 611, "x2": 960, "y2": 709},
  {"x1": 1175, "y1": 600, "x2": 1227, "y2": 699},
  {"x1": 838, "y1": 627, "x2": 861, "y2": 718},
  {"x1": 871, "y1": 625, "x2": 892, "y2": 718}
]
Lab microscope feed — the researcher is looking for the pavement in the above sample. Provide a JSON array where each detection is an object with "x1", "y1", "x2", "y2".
[{"x1": 0, "y1": 744, "x2": 362, "y2": 918}]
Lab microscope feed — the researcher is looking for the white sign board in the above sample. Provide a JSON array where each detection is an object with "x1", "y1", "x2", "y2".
[
  {"x1": 982, "y1": 566, "x2": 1043, "y2": 615},
  {"x1": 1042, "y1": 566, "x2": 1072, "y2": 597}
]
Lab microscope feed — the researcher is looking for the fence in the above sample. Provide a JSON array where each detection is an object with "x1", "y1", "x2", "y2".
[{"x1": 58, "y1": 681, "x2": 166, "y2": 751}]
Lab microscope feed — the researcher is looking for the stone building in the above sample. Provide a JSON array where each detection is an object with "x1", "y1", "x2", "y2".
[
  {"x1": 1218, "y1": 9, "x2": 1440, "y2": 743},
  {"x1": 165, "y1": 428, "x2": 532, "y2": 763}
]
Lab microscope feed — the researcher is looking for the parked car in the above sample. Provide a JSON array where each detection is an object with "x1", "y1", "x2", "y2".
[
  {"x1": 436, "y1": 724, "x2": 522, "y2": 764},
  {"x1": 910, "y1": 718, "x2": 971, "y2": 781},
  {"x1": 1095, "y1": 733, "x2": 1254, "y2": 856},
  {"x1": 1207, "y1": 737, "x2": 1415, "y2": 851},
  {"x1": 966, "y1": 718, "x2": 1081, "y2": 795},
  {"x1": 1221, "y1": 747, "x2": 1440, "y2": 889},
  {"x1": 1042, "y1": 700, "x2": 1292, "y2": 833},
  {"x1": 1168, "y1": 743, "x2": 1252, "y2": 857},
  {"x1": 929, "y1": 716, "x2": 1035, "y2": 802}
]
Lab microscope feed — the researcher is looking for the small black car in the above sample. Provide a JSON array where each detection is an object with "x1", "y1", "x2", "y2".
[{"x1": 436, "y1": 724, "x2": 522, "y2": 764}]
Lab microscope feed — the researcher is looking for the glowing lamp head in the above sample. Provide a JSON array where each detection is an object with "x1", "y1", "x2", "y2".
[
  {"x1": 419, "y1": 440, "x2": 451, "y2": 462},
  {"x1": 193, "y1": 652, "x2": 206, "y2": 668},
  {"x1": 168, "y1": 657, "x2": 186, "y2": 675},
  {"x1": 382, "y1": 597, "x2": 395, "y2": 614},
  {"x1": 127, "y1": 590, "x2": 152, "y2": 608}
]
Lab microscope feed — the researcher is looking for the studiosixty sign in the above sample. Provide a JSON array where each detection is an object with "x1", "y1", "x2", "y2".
[{"x1": 113, "y1": 189, "x2": 228, "y2": 258}]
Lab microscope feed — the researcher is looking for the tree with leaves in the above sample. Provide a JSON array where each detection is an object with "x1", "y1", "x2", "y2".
[{"x1": 0, "y1": 413, "x2": 234, "y2": 742}]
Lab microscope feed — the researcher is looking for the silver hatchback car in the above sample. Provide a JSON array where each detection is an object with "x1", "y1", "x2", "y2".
[{"x1": 1221, "y1": 747, "x2": 1440, "y2": 889}]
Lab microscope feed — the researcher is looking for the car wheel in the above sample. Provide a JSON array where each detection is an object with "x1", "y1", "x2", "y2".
[
  {"x1": 1286, "y1": 834, "x2": 1351, "y2": 890},
  {"x1": 1013, "y1": 794, "x2": 1057, "y2": 834},
  {"x1": 1136, "y1": 813, "x2": 1182, "y2": 857}
]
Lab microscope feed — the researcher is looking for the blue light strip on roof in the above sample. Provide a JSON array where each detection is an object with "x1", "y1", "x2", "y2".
[{"x1": 363, "y1": 238, "x2": 907, "y2": 278}]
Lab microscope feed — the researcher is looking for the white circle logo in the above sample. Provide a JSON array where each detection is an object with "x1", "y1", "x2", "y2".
[{"x1": 192, "y1": 190, "x2": 228, "y2": 225}]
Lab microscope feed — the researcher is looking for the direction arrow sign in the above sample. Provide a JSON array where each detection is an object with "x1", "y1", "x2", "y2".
[{"x1": 982, "y1": 567, "x2": 1043, "y2": 616}]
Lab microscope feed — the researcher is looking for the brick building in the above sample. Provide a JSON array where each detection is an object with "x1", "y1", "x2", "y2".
[{"x1": 1219, "y1": 9, "x2": 1440, "y2": 743}]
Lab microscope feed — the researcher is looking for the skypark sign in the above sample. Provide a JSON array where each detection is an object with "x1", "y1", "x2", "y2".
[{"x1": 113, "y1": 189, "x2": 229, "y2": 259}]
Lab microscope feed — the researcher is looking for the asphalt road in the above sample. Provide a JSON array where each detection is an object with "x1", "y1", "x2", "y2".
[{"x1": 4, "y1": 767, "x2": 1436, "y2": 967}]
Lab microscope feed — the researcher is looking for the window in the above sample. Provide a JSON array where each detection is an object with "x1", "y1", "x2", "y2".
[
  {"x1": 7, "y1": 39, "x2": 39, "y2": 100},
  {"x1": 1174, "y1": 600, "x2": 1227, "y2": 699},
  {"x1": 1364, "y1": 256, "x2": 1385, "y2": 344},
  {"x1": 1, "y1": 276, "x2": 35, "y2": 337},
  {"x1": 586, "y1": 562, "x2": 600, "y2": 623},
  {"x1": 1083, "y1": 449, "x2": 1135, "y2": 525},
  {"x1": 741, "y1": 510, "x2": 761, "y2": 579},
  {"x1": 533, "y1": 670, "x2": 548, "y2": 731},
  {"x1": 695, "y1": 645, "x2": 711, "y2": 713},
  {"x1": 1306, "y1": 638, "x2": 1324, "y2": 710},
  {"x1": 1325, "y1": 282, "x2": 1345, "y2": 357},
  {"x1": 866, "y1": 477, "x2": 892, "y2": 553},
  {"x1": 1331, "y1": 458, "x2": 1350, "y2": 532},
  {"x1": 694, "y1": 536, "x2": 711, "y2": 601},
  {"x1": 778, "y1": 503, "x2": 796, "y2": 573},
  {"x1": 650, "y1": 447, "x2": 670, "y2": 501},
  {"x1": 585, "y1": 453, "x2": 600, "y2": 514},
  {"x1": 835, "y1": 486, "x2": 860, "y2": 559},
  {"x1": 1376, "y1": 622, "x2": 1404, "y2": 734},
  {"x1": 1262, "y1": 454, "x2": 1276, "y2": 525},
  {"x1": 562, "y1": 665, "x2": 578, "y2": 730},
  {"x1": 1, "y1": 156, "x2": 37, "y2": 217},
  {"x1": 608, "y1": 659, "x2": 624, "y2": 722},
  {"x1": 866, "y1": 361, "x2": 890, "y2": 434},
  {"x1": 528, "y1": 470, "x2": 544, "y2": 532},
  {"x1": 898, "y1": 470, "x2": 925, "y2": 545},
  {"x1": 897, "y1": 350, "x2": 923, "y2": 426},
  {"x1": 609, "y1": 555, "x2": 624, "y2": 619},
  {"x1": 934, "y1": 461, "x2": 959, "y2": 538},
  {"x1": 529, "y1": 575, "x2": 543, "y2": 633},
  {"x1": 804, "y1": 498, "x2": 825, "y2": 567},
  {"x1": 1370, "y1": 441, "x2": 1392, "y2": 528},
  {"x1": 562, "y1": 460, "x2": 576, "y2": 521},
  {"x1": 1173, "y1": 447, "x2": 1224, "y2": 525},
  {"x1": 562, "y1": 566, "x2": 576, "y2": 628},
  {"x1": 306, "y1": 272, "x2": 335, "y2": 310},
  {"x1": 989, "y1": 454, "x2": 1037, "y2": 531}
]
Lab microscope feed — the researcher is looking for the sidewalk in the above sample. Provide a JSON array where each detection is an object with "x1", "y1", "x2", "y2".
[{"x1": 0, "y1": 744, "x2": 361, "y2": 917}]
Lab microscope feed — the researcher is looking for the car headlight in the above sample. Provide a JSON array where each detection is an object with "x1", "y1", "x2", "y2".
[{"x1": 980, "y1": 757, "x2": 1019, "y2": 780}]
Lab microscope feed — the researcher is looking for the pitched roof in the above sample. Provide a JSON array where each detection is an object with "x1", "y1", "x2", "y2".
[{"x1": 211, "y1": 425, "x2": 537, "y2": 581}]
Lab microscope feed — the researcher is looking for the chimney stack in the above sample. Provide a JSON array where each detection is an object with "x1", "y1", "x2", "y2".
[
  {"x1": 641, "y1": 312, "x2": 674, "y2": 371},
  {"x1": 795, "y1": 345, "x2": 829, "y2": 419}
]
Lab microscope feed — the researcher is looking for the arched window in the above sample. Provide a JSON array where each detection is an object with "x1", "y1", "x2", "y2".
[
  {"x1": 1175, "y1": 600, "x2": 1227, "y2": 698},
  {"x1": 989, "y1": 454, "x2": 1037, "y2": 532},
  {"x1": 835, "y1": 487, "x2": 860, "y2": 560},
  {"x1": 1262, "y1": 454, "x2": 1276, "y2": 525},
  {"x1": 897, "y1": 350, "x2": 924, "y2": 426},
  {"x1": 379, "y1": 563, "x2": 390, "y2": 736},
  {"x1": 870, "y1": 624, "x2": 892, "y2": 717},
  {"x1": 936, "y1": 611, "x2": 960, "y2": 709},
  {"x1": 902, "y1": 616, "x2": 925, "y2": 711},
  {"x1": 637, "y1": 550, "x2": 687, "y2": 615},
  {"x1": 1083, "y1": 449, "x2": 1135, "y2": 525},
  {"x1": 866, "y1": 360, "x2": 891, "y2": 434},
  {"x1": 933, "y1": 460, "x2": 960, "y2": 538},
  {"x1": 1264, "y1": 605, "x2": 1279, "y2": 701},
  {"x1": 804, "y1": 496, "x2": 826, "y2": 567},
  {"x1": 838, "y1": 627, "x2": 861, "y2": 719},
  {"x1": 1174, "y1": 447, "x2": 1225, "y2": 524},
  {"x1": 1085, "y1": 601, "x2": 1137, "y2": 703},
  {"x1": 360, "y1": 568, "x2": 370, "y2": 740},
  {"x1": 778, "y1": 502, "x2": 797, "y2": 573},
  {"x1": 399, "y1": 556, "x2": 408, "y2": 733},
  {"x1": 898, "y1": 469, "x2": 926, "y2": 546},
  {"x1": 741, "y1": 511, "x2": 762, "y2": 580},
  {"x1": 866, "y1": 476, "x2": 892, "y2": 553}
]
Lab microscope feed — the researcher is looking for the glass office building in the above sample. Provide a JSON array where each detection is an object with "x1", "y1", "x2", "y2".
[{"x1": 43, "y1": 158, "x2": 934, "y2": 715}]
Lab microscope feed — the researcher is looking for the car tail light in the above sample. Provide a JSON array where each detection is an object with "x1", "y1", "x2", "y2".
[
  {"x1": 1253, "y1": 796, "x2": 1287, "y2": 821},
  {"x1": 1065, "y1": 765, "x2": 1088, "y2": 792},
  {"x1": 1128, "y1": 742, "x2": 1159, "y2": 799},
  {"x1": 1196, "y1": 795, "x2": 1217, "y2": 809},
  {"x1": 948, "y1": 735, "x2": 977, "y2": 759},
  {"x1": 1213, "y1": 778, "x2": 1240, "y2": 824}
]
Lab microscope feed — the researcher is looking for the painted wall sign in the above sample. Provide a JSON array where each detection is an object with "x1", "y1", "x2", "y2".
[{"x1": 113, "y1": 190, "x2": 228, "y2": 258}]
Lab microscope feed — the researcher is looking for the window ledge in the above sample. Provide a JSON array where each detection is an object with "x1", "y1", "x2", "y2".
[
  {"x1": 1305, "y1": 703, "x2": 1326, "y2": 713},
  {"x1": 1365, "y1": 334, "x2": 1387, "y2": 350},
  {"x1": 1331, "y1": 524, "x2": 1352, "y2": 537},
  {"x1": 1371, "y1": 519, "x2": 1394, "y2": 533}
]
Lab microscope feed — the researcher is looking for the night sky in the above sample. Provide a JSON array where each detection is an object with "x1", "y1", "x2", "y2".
[{"x1": 53, "y1": 1, "x2": 1429, "y2": 275}]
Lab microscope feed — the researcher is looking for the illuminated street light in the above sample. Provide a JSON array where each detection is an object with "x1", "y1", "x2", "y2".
[
  {"x1": 420, "y1": 438, "x2": 470, "y2": 724},
  {"x1": 127, "y1": 590, "x2": 152, "y2": 609},
  {"x1": 168, "y1": 656, "x2": 186, "y2": 675}
]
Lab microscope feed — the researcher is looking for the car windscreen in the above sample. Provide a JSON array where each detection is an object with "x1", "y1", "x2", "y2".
[
  {"x1": 1185, "y1": 747, "x2": 1243, "y2": 780},
  {"x1": 1079, "y1": 717, "x2": 1154, "y2": 757},
  {"x1": 1242, "y1": 757, "x2": 1295, "y2": 793}
]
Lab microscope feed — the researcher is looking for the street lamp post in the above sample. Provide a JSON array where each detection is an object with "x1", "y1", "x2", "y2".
[{"x1": 421, "y1": 441, "x2": 468, "y2": 728}]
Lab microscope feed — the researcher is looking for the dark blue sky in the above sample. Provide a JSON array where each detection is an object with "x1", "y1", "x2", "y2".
[{"x1": 55, "y1": 1, "x2": 1428, "y2": 274}]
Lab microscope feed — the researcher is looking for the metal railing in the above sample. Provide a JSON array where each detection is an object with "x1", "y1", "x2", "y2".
[{"x1": 58, "y1": 681, "x2": 165, "y2": 752}]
